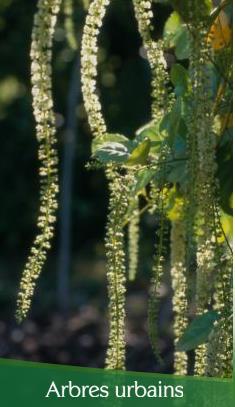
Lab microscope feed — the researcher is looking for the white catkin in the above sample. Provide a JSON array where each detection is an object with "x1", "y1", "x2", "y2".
[
  {"x1": 105, "y1": 173, "x2": 130, "y2": 370},
  {"x1": 81, "y1": 0, "x2": 130, "y2": 371},
  {"x1": 132, "y1": 0, "x2": 172, "y2": 120},
  {"x1": 170, "y1": 218, "x2": 188, "y2": 375},
  {"x1": 128, "y1": 197, "x2": 140, "y2": 282},
  {"x1": 206, "y1": 243, "x2": 233, "y2": 378},
  {"x1": 16, "y1": 0, "x2": 62, "y2": 322},
  {"x1": 81, "y1": 0, "x2": 110, "y2": 138},
  {"x1": 185, "y1": 2, "x2": 219, "y2": 376}
]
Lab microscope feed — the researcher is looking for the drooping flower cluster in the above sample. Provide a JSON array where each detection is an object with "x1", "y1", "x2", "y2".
[
  {"x1": 133, "y1": 0, "x2": 170, "y2": 120},
  {"x1": 206, "y1": 209, "x2": 233, "y2": 377},
  {"x1": 194, "y1": 40, "x2": 217, "y2": 315},
  {"x1": 148, "y1": 186, "x2": 168, "y2": 364},
  {"x1": 170, "y1": 201, "x2": 188, "y2": 375},
  {"x1": 206, "y1": 257, "x2": 232, "y2": 377},
  {"x1": 16, "y1": 0, "x2": 62, "y2": 322},
  {"x1": 81, "y1": 0, "x2": 110, "y2": 138},
  {"x1": 205, "y1": 316, "x2": 232, "y2": 378},
  {"x1": 184, "y1": 31, "x2": 199, "y2": 319},
  {"x1": 185, "y1": 2, "x2": 232, "y2": 377},
  {"x1": 128, "y1": 197, "x2": 140, "y2": 282},
  {"x1": 81, "y1": 0, "x2": 130, "y2": 370},
  {"x1": 105, "y1": 172, "x2": 130, "y2": 370},
  {"x1": 133, "y1": 2, "x2": 176, "y2": 365}
]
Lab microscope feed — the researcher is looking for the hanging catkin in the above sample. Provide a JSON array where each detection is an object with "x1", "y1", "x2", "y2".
[
  {"x1": 81, "y1": 0, "x2": 110, "y2": 138},
  {"x1": 128, "y1": 197, "x2": 140, "y2": 282},
  {"x1": 188, "y1": 0, "x2": 216, "y2": 375},
  {"x1": 133, "y1": 0, "x2": 172, "y2": 366},
  {"x1": 105, "y1": 172, "x2": 130, "y2": 370},
  {"x1": 81, "y1": 0, "x2": 130, "y2": 370},
  {"x1": 170, "y1": 201, "x2": 188, "y2": 375},
  {"x1": 16, "y1": 0, "x2": 61, "y2": 322},
  {"x1": 205, "y1": 204, "x2": 233, "y2": 378},
  {"x1": 206, "y1": 253, "x2": 233, "y2": 378},
  {"x1": 132, "y1": 0, "x2": 171, "y2": 120}
]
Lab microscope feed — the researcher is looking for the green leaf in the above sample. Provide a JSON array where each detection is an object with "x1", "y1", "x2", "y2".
[
  {"x1": 94, "y1": 142, "x2": 130, "y2": 163},
  {"x1": 163, "y1": 10, "x2": 192, "y2": 60},
  {"x1": 170, "y1": 0, "x2": 212, "y2": 22},
  {"x1": 173, "y1": 133, "x2": 187, "y2": 155},
  {"x1": 163, "y1": 11, "x2": 191, "y2": 60},
  {"x1": 170, "y1": 0, "x2": 193, "y2": 21},
  {"x1": 133, "y1": 169, "x2": 156, "y2": 194},
  {"x1": 170, "y1": 63, "x2": 189, "y2": 96},
  {"x1": 164, "y1": 11, "x2": 182, "y2": 47},
  {"x1": 136, "y1": 122, "x2": 163, "y2": 157},
  {"x1": 175, "y1": 28, "x2": 191, "y2": 60},
  {"x1": 136, "y1": 123, "x2": 161, "y2": 142},
  {"x1": 217, "y1": 136, "x2": 233, "y2": 215},
  {"x1": 176, "y1": 311, "x2": 220, "y2": 352},
  {"x1": 126, "y1": 138, "x2": 151, "y2": 166},
  {"x1": 167, "y1": 159, "x2": 187, "y2": 186},
  {"x1": 160, "y1": 98, "x2": 187, "y2": 146},
  {"x1": 91, "y1": 133, "x2": 131, "y2": 154}
]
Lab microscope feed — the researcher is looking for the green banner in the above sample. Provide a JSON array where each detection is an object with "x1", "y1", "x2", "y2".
[{"x1": 0, "y1": 358, "x2": 233, "y2": 406}]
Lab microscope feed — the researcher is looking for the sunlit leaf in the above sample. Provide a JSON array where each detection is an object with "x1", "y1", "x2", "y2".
[
  {"x1": 94, "y1": 142, "x2": 130, "y2": 163},
  {"x1": 126, "y1": 138, "x2": 151, "y2": 166},
  {"x1": 167, "y1": 195, "x2": 185, "y2": 221},
  {"x1": 91, "y1": 133, "x2": 131, "y2": 154},
  {"x1": 164, "y1": 11, "x2": 182, "y2": 47},
  {"x1": 219, "y1": 212, "x2": 233, "y2": 244},
  {"x1": 170, "y1": 0, "x2": 212, "y2": 22},
  {"x1": 136, "y1": 122, "x2": 161, "y2": 142}
]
